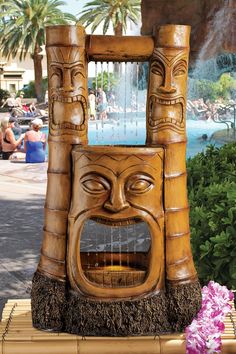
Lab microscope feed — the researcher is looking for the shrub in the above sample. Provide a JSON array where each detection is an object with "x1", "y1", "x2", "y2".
[
  {"x1": 189, "y1": 73, "x2": 236, "y2": 102},
  {"x1": 92, "y1": 71, "x2": 118, "y2": 92},
  {"x1": 187, "y1": 143, "x2": 236, "y2": 289},
  {"x1": 20, "y1": 78, "x2": 48, "y2": 98}
]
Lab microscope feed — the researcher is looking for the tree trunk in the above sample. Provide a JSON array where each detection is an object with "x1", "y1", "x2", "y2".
[
  {"x1": 114, "y1": 22, "x2": 123, "y2": 75},
  {"x1": 114, "y1": 22, "x2": 123, "y2": 36},
  {"x1": 32, "y1": 42, "x2": 43, "y2": 103}
]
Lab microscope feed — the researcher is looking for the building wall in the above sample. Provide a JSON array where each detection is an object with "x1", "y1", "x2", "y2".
[{"x1": 0, "y1": 51, "x2": 47, "y2": 93}]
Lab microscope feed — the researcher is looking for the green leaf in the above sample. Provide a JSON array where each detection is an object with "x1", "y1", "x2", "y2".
[
  {"x1": 188, "y1": 142, "x2": 236, "y2": 288},
  {"x1": 229, "y1": 258, "x2": 236, "y2": 280}
]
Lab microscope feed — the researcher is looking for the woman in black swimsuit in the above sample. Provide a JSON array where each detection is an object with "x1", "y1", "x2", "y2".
[{"x1": 1, "y1": 116, "x2": 24, "y2": 160}]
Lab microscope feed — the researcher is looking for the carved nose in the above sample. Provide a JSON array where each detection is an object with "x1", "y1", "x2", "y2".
[
  {"x1": 157, "y1": 85, "x2": 176, "y2": 94},
  {"x1": 104, "y1": 189, "x2": 129, "y2": 213},
  {"x1": 157, "y1": 71, "x2": 176, "y2": 94},
  {"x1": 62, "y1": 69, "x2": 73, "y2": 92}
]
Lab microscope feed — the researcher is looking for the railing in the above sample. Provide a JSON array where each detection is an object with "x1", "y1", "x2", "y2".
[{"x1": 212, "y1": 103, "x2": 236, "y2": 138}]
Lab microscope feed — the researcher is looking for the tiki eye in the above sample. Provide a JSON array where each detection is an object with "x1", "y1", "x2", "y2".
[
  {"x1": 73, "y1": 69, "x2": 84, "y2": 76},
  {"x1": 173, "y1": 61, "x2": 187, "y2": 77},
  {"x1": 81, "y1": 175, "x2": 110, "y2": 194},
  {"x1": 51, "y1": 67, "x2": 62, "y2": 78},
  {"x1": 71, "y1": 68, "x2": 85, "y2": 88},
  {"x1": 151, "y1": 60, "x2": 164, "y2": 77},
  {"x1": 71, "y1": 68, "x2": 84, "y2": 79},
  {"x1": 126, "y1": 175, "x2": 153, "y2": 194},
  {"x1": 50, "y1": 67, "x2": 62, "y2": 88}
]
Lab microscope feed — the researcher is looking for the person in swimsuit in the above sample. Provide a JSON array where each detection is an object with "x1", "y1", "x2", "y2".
[
  {"x1": 97, "y1": 87, "x2": 108, "y2": 120},
  {"x1": 1, "y1": 116, "x2": 25, "y2": 160},
  {"x1": 24, "y1": 118, "x2": 46, "y2": 163},
  {"x1": 88, "y1": 89, "x2": 96, "y2": 120}
]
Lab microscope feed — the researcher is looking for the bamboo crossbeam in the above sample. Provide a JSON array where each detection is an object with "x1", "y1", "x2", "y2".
[
  {"x1": 86, "y1": 34, "x2": 154, "y2": 62},
  {"x1": 46, "y1": 26, "x2": 154, "y2": 62}
]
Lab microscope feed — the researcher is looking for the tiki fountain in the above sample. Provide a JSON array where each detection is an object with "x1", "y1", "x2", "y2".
[{"x1": 31, "y1": 24, "x2": 202, "y2": 336}]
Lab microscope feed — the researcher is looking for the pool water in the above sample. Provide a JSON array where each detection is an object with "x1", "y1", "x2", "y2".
[
  {"x1": 185, "y1": 120, "x2": 223, "y2": 158},
  {"x1": 41, "y1": 118, "x2": 224, "y2": 159}
]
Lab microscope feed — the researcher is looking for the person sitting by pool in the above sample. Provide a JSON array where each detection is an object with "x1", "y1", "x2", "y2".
[
  {"x1": 9, "y1": 110, "x2": 22, "y2": 137},
  {"x1": 0, "y1": 116, "x2": 25, "y2": 160},
  {"x1": 24, "y1": 118, "x2": 46, "y2": 163},
  {"x1": 1, "y1": 93, "x2": 17, "y2": 112}
]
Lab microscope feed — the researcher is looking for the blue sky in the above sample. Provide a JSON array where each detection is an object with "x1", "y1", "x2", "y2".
[{"x1": 59, "y1": 0, "x2": 87, "y2": 15}]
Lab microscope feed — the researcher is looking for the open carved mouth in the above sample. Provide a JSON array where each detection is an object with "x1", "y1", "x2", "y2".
[
  {"x1": 80, "y1": 218, "x2": 151, "y2": 288},
  {"x1": 148, "y1": 96, "x2": 185, "y2": 129},
  {"x1": 51, "y1": 94, "x2": 87, "y2": 131}
]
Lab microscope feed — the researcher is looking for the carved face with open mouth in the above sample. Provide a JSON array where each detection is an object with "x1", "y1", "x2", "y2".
[
  {"x1": 68, "y1": 146, "x2": 165, "y2": 300},
  {"x1": 47, "y1": 46, "x2": 87, "y2": 136},
  {"x1": 147, "y1": 47, "x2": 188, "y2": 134}
]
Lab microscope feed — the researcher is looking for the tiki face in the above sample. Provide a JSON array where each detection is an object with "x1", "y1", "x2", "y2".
[
  {"x1": 147, "y1": 47, "x2": 188, "y2": 139},
  {"x1": 68, "y1": 146, "x2": 165, "y2": 299},
  {"x1": 47, "y1": 46, "x2": 87, "y2": 137}
]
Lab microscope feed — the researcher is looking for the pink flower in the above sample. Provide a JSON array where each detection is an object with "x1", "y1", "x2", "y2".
[
  {"x1": 185, "y1": 281, "x2": 234, "y2": 354},
  {"x1": 206, "y1": 334, "x2": 221, "y2": 353}
]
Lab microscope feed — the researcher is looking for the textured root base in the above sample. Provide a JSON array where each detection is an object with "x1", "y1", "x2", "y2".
[
  {"x1": 65, "y1": 290, "x2": 171, "y2": 336},
  {"x1": 31, "y1": 272, "x2": 66, "y2": 331},
  {"x1": 31, "y1": 272, "x2": 202, "y2": 336},
  {"x1": 166, "y1": 281, "x2": 202, "y2": 332}
]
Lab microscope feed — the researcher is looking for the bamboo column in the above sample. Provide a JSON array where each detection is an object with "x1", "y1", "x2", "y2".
[
  {"x1": 38, "y1": 25, "x2": 88, "y2": 280},
  {"x1": 146, "y1": 24, "x2": 201, "y2": 327},
  {"x1": 31, "y1": 25, "x2": 88, "y2": 330}
]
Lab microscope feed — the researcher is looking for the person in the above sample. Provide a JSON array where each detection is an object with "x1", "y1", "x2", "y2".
[
  {"x1": 9, "y1": 92, "x2": 28, "y2": 117},
  {"x1": 88, "y1": 89, "x2": 96, "y2": 120},
  {"x1": 9, "y1": 110, "x2": 22, "y2": 137},
  {"x1": 29, "y1": 102, "x2": 37, "y2": 115},
  {"x1": 1, "y1": 93, "x2": 16, "y2": 112},
  {"x1": 44, "y1": 90, "x2": 48, "y2": 105},
  {"x1": 0, "y1": 116, "x2": 25, "y2": 160},
  {"x1": 24, "y1": 118, "x2": 46, "y2": 163},
  {"x1": 15, "y1": 92, "x2": 24, "y2": 109},
  {"x1": 97, "y1": 87, "x2": 107, "y2": 120}
]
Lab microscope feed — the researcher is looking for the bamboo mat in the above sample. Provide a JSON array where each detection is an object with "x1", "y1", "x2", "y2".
[{"x1": 0, "y1": 299, "x2": 236, "y2": 354}]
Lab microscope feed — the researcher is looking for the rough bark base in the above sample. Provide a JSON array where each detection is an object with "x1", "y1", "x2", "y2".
[
  {"x1": 166, "y1": 281, "x2": 202, "y2": 332},
  {"x1": 64, "y1": 289, "x2": 171, "y2": 336},
  {"x1": 31, "y1": 272, "x2": 202, "y2": 336},
  {"x1": 31, "y1": 272, "x2": 66, "y2": 331}
]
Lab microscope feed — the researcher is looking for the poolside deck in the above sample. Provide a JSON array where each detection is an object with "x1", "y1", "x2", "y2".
[{"x1": 0, "y1": 160, "x2": 47, "y2": 316}]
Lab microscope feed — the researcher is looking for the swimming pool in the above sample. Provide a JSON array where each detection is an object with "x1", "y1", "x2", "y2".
[{"x1": 41, "y1": 118, "x2": 224, "y2": 158}]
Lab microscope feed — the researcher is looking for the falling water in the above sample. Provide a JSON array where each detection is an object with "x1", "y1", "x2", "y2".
[
  {"x1": 189, "y1": 1, "x2": 235, "y2": 83},
  {"x1": 88, "y1": 60, "x2": 147, "y2": 146},
  {"x1": 80, "y1": 220, "x2": 151, "y2": 278}
]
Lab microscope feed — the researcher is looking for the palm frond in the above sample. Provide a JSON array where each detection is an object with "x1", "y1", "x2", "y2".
[
  {"x1": 77, "y1": 0, "x2": 141, "y2": 35},
  {"x1": 0, "y1": 0, "x2": 76, "y2": 59}
]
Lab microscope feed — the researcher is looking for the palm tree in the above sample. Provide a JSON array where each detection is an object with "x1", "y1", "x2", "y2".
[
  {"x1": 78, "y1": 0, "x2": 141, "y2": 36},
  {"x1": 0, "y1": 0, "x2": 76, "y2": 102}
]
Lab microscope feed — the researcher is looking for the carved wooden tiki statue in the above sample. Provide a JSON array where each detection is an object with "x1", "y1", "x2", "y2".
[{"x1": 31, "y1": 24, "x2": 202, "y2": 336}]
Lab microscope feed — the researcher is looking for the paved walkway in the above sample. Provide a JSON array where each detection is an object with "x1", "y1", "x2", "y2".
[{"x1": 0, "y1": 160, "x2": 47, "y2": 317}]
